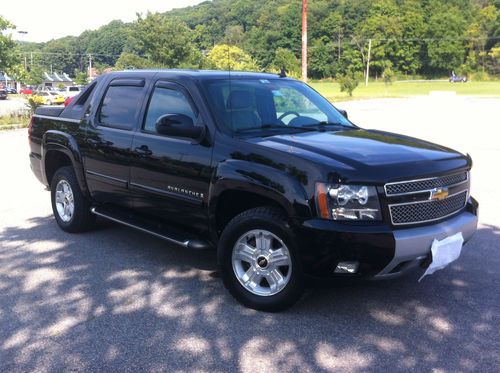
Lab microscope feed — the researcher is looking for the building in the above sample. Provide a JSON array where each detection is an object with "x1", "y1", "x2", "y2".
[
  {"x1": 0, "y1": 72, "x2": 17, "y2": 89},
  {"x1": 41, "y1": 72, "x2": 74, "y2": 88}
]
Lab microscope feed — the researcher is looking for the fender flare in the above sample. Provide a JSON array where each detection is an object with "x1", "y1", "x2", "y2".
[
  {"x1": 208, "y1": 159, "x2": 312, "y2": 237},
  {"x1": 41, "y1": 130, "x2": 89, "y2": 196}
]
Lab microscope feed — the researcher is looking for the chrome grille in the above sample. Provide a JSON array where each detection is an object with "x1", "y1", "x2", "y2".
[
  {"x1": 389, "y1": 190, "x2": 468, "y2": 225},
  {"x1": 385, "y1": 172, "x2": 468, "y2": 196}
]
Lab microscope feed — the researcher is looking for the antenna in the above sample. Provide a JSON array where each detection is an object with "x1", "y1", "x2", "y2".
[{"x1": 228, "y1": 45, "x2": 233, "y2": 133}]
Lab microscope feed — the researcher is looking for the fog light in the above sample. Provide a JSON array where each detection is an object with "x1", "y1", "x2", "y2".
[{"x1": 334, "y1": 261, "x2": 359, "y2": 274}]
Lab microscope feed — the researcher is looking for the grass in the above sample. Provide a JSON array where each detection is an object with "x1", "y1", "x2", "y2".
[
  {"x1": 0, "y1": 114, "x2": 30, "y2": 130},
  {"x1": 310, "y1": 80, "x2": 500, "y2": 101}
]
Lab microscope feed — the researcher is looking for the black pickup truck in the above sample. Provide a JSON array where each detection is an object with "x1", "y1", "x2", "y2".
[{"x1": 29, "y1": 70, "x2": 478, "y2": 311}]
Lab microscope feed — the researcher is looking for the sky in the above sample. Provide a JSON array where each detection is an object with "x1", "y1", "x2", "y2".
[{"x1": 2, "y1": 0, "x2": 205, "y2": 43}]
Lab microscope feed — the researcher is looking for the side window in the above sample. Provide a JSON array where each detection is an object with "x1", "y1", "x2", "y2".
[
  {"x1": 98, "y1": 85, "x2": 144, "y2": 130},
  {"x1": 143, "y1": 87, "x2": 197, "y2": 133}
]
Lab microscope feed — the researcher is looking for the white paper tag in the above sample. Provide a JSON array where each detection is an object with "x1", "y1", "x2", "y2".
[{"x1": 418, "y1": 232, "x2": 464, "y2": 282}]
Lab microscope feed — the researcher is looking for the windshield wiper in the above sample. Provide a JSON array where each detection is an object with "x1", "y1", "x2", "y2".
[
  {"x1": 236, "y1": 123, "x2": 317, "y2": 134},
  {"x1": 304, "y1": 121, "x2": 353, "y2": 129}
]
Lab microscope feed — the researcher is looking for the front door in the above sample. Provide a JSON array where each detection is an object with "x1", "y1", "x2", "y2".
[{"x1": 129, "y1": 81, "x2": 213, "y2": 233}]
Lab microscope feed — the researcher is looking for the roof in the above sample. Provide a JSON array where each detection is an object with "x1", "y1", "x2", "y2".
[
  {"x1": 43, "y1": 72, "x2": 74, "y2": 82},
  {"x1": 108, "y1": 69, "x2": 288, "y2": 80},
  {"x1": 0, "y1": 73, "x2": 14, "y2": 81}
]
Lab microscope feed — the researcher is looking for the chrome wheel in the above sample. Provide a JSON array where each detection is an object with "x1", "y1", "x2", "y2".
[
  {"x1": 232, "y1": 229, "x2": 292, "y2": 297},
  {"x1": 54, "y1": 179, "x2": 74, "y2": 222}
]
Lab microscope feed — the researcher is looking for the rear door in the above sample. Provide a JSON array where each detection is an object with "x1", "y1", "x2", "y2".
[
  {"x1": 84, "y1": 77, "x2": 149, "y2": 206},
  {"x1": 129, "y1": 80, "x2": 213, "y2": 232}
]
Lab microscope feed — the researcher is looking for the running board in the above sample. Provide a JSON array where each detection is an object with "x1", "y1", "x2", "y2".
[{"x1": 90, "y1": 206, "x2": 211, "y2": 250}]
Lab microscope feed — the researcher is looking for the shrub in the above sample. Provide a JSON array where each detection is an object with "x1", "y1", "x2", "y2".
[
  {"x1": 26, "y1": 95, "x2": 45, "y2": 114},
  {"x1": 383, "y1": 66, "x2": 395, "y2": 86},
  {"x1": 337, "y1": 73, "x2": 360, "y2": 96}
]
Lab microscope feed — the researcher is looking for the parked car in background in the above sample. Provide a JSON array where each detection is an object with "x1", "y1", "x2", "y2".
[
  {"x1": 449, "y1": 71, "x2": 467, "y2": 83},
  {"x1": 60, "y1": 86, "x2": 81, "y2": 98},
  {"x1": 20, "y1": 87, "x2": 34, "y2": 95},
  {"x1": 6, "y1": 87, "x2": 17, "y2": 94},
  {"x1": 34, "y1": 91, "x2": 65, "y2": 105},
  {"x1": 0, "y1": 87, "x2": 7, "y2": 100},
  {"x1": 63, "y1": 96, "x2": 74, "y2": 106}
]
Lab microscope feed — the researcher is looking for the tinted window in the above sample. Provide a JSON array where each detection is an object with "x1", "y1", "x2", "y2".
[
  {"x1": 202, "y1": 79, "x2": 351, "y2": 133},
  {"x1": 99, "y1": 85, "x2": 144, "y2": 130},
  {"x1": 69, "y1": 87, "x2": 79, "y2": 92},
  {"x1": 143, "y1": 87, "x2": 196, "y2": 133}
]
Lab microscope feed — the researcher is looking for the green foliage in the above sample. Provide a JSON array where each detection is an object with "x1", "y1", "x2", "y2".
[
  {"x1": 85, "y1": 21, "x2": 130, "y2": 67},
  {"x1": 130, "y1": 13, "x2": 201, "y2": 68},
  {"x1": 337, "y1": 72, "x2": 360, "y2": 96},
  {"x1": 74, "y1": 72, "x2": 88, "y2": 85},
  {"x1": 0, "y1": 16, "x2": 17, "y2": 71},
  {"x1": 426, "y1": 3, "x2": 468, "y2": 72},
  {"x1": 272, "y1": 48, "x2": 300, "y2": 77},
  {"x1": 114, "y1": 52, "x2": 153, "y2": 70},
  {"x1": 26, "y1": 95, "x2": 45, "y2": 114},
  {"x1": 206, "y1": 44, "x2": 259, "y2": 70},
  {"x1": 383, "y1": 64, "x2": 395, "y2": 86},
  {"x1": 9, "y1": 0, "x2": 500, "y2": 80}
]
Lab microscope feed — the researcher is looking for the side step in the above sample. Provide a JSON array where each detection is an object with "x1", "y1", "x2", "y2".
[{"x1": 91, "y1": 206, "x2": 212, "y2": 250}]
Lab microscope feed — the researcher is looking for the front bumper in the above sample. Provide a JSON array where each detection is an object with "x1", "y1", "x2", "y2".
[
  {"x1": 297, "y1": 198, "x2": 478, "y2": 279},
  {"x1": 373, "y1": 210, "x2": 477, "y2": 279}
]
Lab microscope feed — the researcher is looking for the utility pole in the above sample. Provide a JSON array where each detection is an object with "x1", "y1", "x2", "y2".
[
  {"x1": 30, "y1": 52, "x2": 33, "y2": 68},
  {"x1": 24, "y1": 56, "x2": 27, "y2": 70},
  {"x1": 337, "y1": 28, "x2": 342, "y2": 63},
  {"x1": 88, "y1": 54, "x2": 93, "y2": 79},
  {"x1": 301, "y1": 0, "x2": 308, "y2": 82},
  {"x1": 365, "y1": 38, "x2": 372, "y2": 87}
]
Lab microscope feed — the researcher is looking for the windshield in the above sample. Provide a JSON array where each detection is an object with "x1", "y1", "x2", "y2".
[{"x1": 202, "y1": 78, "x2": 352, "y2": 135}]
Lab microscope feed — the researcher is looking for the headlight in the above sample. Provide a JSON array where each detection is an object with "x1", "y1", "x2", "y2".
[{"x1": 315, "y1": 183, "x2": 382, "y2": 221}]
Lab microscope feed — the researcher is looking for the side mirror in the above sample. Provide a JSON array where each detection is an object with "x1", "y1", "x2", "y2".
[
  {"x1": 338, "y1": 109, "x2": 348, "y2": 119},
  {"x1": 155, "y1": 114, "x2": 205, "y2": 141}
]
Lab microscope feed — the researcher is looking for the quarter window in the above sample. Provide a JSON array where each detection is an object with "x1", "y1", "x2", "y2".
[
  {"x1": 144, "y1": 87, "x2": 196, "y2": 133},
  {"x1": 98, "y1": 85, "x2": 144, "y2": 130}
]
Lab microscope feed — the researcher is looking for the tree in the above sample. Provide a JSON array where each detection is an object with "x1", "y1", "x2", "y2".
[
  {"x1": 224, "y1": 25, "x2": 245, "y2": 46},
  {"x1": 130, "y1": 13, "x2": 201, "y2": 68},
  {"x1": 272, "y1": 48, "x2": 300, "y2": 76},
  {"x1": 207, "y1": 44, "x2": 259, "y2": 70},
  {"x1": 0, "y1": 16, "x2": 17, "y2": 72},
  {"x1": 426, "y1": 4, "x2": 468, "y2": 73},
  {"x1": 74, "y1": 72, "x2": 88, "y2": 85},
  {"x1": 86, "y1": 20, "x2": 130, "y2": 67},
  {"x1": 338, "y1": 72, "x2": 360, "y2": 97},
  {"x1": 114, "y1": 52, "x2": 153, "y2": 70},
  {"x1": 39, "y1": 37, "x2": 80, "y2": 74}
]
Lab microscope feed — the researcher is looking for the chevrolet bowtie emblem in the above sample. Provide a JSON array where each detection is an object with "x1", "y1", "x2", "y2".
[{"x1": 429, "y1": 187, "x2": 449, "y2": 201}]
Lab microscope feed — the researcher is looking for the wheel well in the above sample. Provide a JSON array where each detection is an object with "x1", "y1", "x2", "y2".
[
  {"x1": 45, "y1": 151, "x2": 72, "y2": 187},
  {"x1": 215, "y1": 190, "x2": 286, "y2": 235}
]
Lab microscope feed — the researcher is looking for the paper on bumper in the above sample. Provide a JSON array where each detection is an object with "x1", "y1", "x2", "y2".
[{"x1": 419, "y1": 232, "x2": 464, "y2": 282}]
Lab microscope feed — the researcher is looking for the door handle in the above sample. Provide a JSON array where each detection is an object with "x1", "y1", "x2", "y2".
[{"x1": 134, "y1": 145, "x2": 152, "y2": 156}]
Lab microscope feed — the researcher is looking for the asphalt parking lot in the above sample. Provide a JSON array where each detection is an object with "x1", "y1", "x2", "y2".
[{"x1": 0, "y1": 94, "x2": 499, "y2": 372}]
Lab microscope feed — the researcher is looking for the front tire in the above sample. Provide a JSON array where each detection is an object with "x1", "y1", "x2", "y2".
[
  {"x1": 218, "y1": 207, "x2": 304, "y2": 311},
  {"x1": 50, "y1": 166, "x2": 95, "y2": 232}
]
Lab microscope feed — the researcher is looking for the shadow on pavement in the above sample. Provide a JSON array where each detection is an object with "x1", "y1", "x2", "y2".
[{"x1": 0, "y1": 216, "x2": 498, "y2": 372}]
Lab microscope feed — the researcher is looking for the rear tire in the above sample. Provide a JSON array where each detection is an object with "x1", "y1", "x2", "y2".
[
  {"x1": 218, "y1": 207, "x2": 304, "y2": 311},
  {"x1": 50, "y1": 166, "x2": 95, "y2": 232}
]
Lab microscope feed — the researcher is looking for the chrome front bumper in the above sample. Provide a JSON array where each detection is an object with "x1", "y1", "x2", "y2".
[{"x1": 374, "y1": 211, "x2": 478, "y2": 279}]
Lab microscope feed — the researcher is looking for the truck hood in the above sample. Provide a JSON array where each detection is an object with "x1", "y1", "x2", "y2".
[{"x1": 246, "y1": 128, "x2": 469, "y2": 181}]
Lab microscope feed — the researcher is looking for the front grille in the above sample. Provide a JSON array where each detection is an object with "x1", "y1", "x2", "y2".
[
  {"x1": 385, "y1": 172, "x2": 468, "y2": 196},
  {"x1": 389, "y1": 190, "x2": 468, "y2": 225}
]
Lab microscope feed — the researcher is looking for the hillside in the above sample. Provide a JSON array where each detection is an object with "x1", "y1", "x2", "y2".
[{"x1": 8, "y1": 0, "x2": 500, "y2": 81}]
